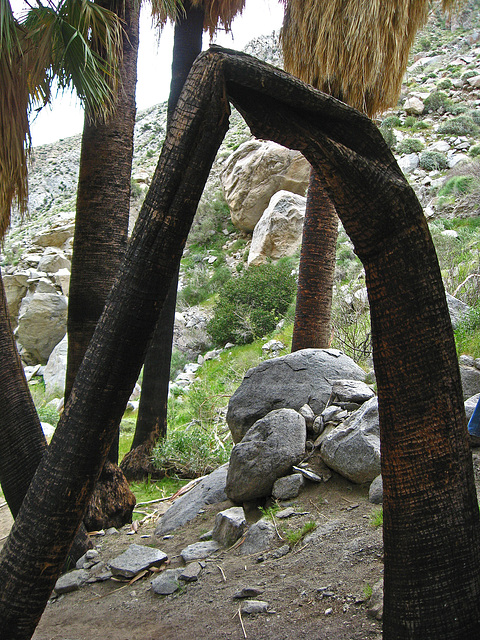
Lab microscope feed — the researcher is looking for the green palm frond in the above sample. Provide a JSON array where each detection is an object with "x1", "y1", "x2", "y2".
[{"x1": 0, "y1": 0, "x2": 123, "y2": 241}]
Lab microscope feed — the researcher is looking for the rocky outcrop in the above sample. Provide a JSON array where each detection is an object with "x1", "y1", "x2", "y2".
[
  {"x1": 226, "y1": 348, "x2": 366, "y2": 444},
  {"x1": 221, "y1": 140, "x2": 310, "y2": 232},
  {"x1": 248, "y1": 190, "x2": 306, "y2": 266}
]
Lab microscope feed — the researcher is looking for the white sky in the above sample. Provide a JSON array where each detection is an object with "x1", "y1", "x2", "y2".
[{"x1": 12, "y1": 1, "x2": 284, "y2": 147}]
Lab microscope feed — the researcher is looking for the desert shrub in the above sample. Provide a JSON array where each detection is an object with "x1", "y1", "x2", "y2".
[
  {"x1": 469, "y1": 110, "x2": 480, "y2": 125},
  {"x1": 208, "y1": 260, "x2": 296, "y2": 346},
  {"x1": 178, "y1": 261, "x2": 231, "y2": 307},
  {"x1": 424, "y1": 90, "x2": 451, "y2": 112},
  {"x1": 419, "y1": 150, "x2": 449, "y2": 171},
  {"x1": 397, "y1": 138, "x2": 424, "y2": 154},
  {"x1": 437, "y1": 78, "x2": 452, "y2": 90},
  {"x1": 379, "y1": 125, "x2": 396, "y2": 150},
  {"x1": 470, "y1": 144, "x2": 480, "y2": 157},
  {"x1": 438, "y1": 175, "x2": 477, "y2": 197},
  {"x1": 152, "y1": 422, "x2": 231, "y2": 477},
  {"x1": 437, "y1": 115, "x2": 478, "y2": 136},
  {"x1": 381, "y1": 115, "x2": 401, "y2": 128},
  {"x1": 462, "y1": 69, "x2": 477, "y2": 81},
  {"x1": 187, "y1": 191, "x2": 231, "y2": 248}
]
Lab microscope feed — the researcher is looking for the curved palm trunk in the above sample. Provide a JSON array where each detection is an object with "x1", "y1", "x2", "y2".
[
  {"x1": 121, "y1": 1, "x2": 204, "y2": 480},
  {"x1": 0, "y1": 271, "x2": 91, "y2": 565},
  {"x1": 0, "y1": 50, "x2": 479, "y2": 639},
  {"x1": 65, "y1": 0, "x2": 139, "y2": 526},
  {"x1": 291, "y1": 169, "x2": 337, "y2": 350}
]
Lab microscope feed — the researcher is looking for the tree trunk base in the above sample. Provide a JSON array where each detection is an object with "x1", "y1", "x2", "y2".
[
  {"x1": 84, "y1": 461, "x2": 136, "y2": 531},
  {"x1": 120, "y1": 445, "x2": 165, "y2": 482}
]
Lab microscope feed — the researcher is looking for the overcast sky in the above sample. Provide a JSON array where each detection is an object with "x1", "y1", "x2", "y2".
[{"x1": 12, "y1": 0, "x2": 284, "y2": 146}]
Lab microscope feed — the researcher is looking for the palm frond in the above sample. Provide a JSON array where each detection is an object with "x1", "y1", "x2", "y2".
[
  {"x1": 281, "y1": 0, "x2": 461, "y2": 116},
  {"x1": 152, "y1": 0, "x2": 245, "y2": 38},
  {"x1": 0, "y1": 0, "x2": 124, "y2": 241},
  {"x1": 0, "y1": 0, "x2": 29, "y2": 239}
]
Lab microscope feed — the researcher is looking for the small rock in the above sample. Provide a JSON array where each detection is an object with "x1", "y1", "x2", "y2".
[
  {"x1": 241, "y1": 600, "x2": 269, "y2": 614},
  {"x1": 151, "y1": 569, "x2": 182, "y2": 595},
  {"x1": 76, "y1": 549, "x2": 100, "y2": 569},
  {"x1": 105, "y1": 527, "x2": 119, "y2": 535},
  {"x1": 368, "y1": 579, "x2": 384, "y2": 620},
  {"x1": 369, "y1": 475, "x2": 383, "y2": 504},
  {"x1": 272, "y1": 473, "x2": 305, "y2": 500},
  {"x1": 233, "y1": 587, "x2": 264, "y2": 599},
  {"x1": 180, "y1": 540, "x2": 221, "y2": 563},
  {"x1": 212, "y1": 507, "x2": 246, "y2": 547},
  {"x1": 109, "y1": 544, "x2": 168, "y2": 578},
  {"x1": 271, "y1": 544, "x2": 290, "y2": 559},
  {"x1": 240, "y1": 519, "x2": 276, "y2": 555},
  {"x1": 275, "y1": 507, "x2": 296, "y2": 519},
  {"x1": 54, "y1": 569, "x2": 89, "y2": 594},
  {"x1": 179, "y1": 562, "x2": 203, "y2": 582},
  {"x1": 298, "y1": 404, "x2": 315, "y2": 429}
]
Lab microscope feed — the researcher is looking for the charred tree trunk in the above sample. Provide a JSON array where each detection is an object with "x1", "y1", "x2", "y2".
[
  {"x1": 65, "y1": 0, "x2": 140, "y2": 523},
  {"x1": 291, "y1": 169, "x2": 338, "y2": 350},
  {"x1": 0, "y1": 48, "x2": 478, "y2": 639},
  {"x1": 0, "y1": 271, "x2": 91, "y2": 565},
  {"x1": 121, "y1": 0, "x2": 205, "y2": 481}
]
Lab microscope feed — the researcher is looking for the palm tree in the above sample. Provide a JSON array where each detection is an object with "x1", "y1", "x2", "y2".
[
  {"x1": 0, "y1": 0, "x2": 122, "y2": 553},
  {"x1": 121, "y1": 0, "x2": 246, "y2": 481},
  {"x1": 64, "y1": 0, "x2": 141, "y2": 529},
  {"x1": 0, "y1": 47, "x2": 479, "y2": 640},
  {"x1": 281, "y1": 0, "x2": 456, "y2": 351}
]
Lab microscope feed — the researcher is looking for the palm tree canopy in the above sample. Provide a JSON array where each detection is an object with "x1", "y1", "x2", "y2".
[
  {"x1": 281, "y1": 0, "x2": 459, "y2": 116},
  {"x1": 152, "y1": 0, "x2": 246, "y2": 37},
  {"x1": 0, "y1": 0, "x2": 123, "y2": 241}
]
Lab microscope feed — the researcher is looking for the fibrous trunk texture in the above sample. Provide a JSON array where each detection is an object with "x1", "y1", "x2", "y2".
[
  {"x1": 291, "y1": 169, "x2": 338, "y2": 350},
  {"x1": 0, "y1": 48, "x2": 478, "y2": 640}
]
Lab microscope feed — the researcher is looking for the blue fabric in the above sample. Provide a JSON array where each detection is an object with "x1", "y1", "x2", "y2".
[{"x1": 468, "y1": 397, "x2": 480, "y2": 437}]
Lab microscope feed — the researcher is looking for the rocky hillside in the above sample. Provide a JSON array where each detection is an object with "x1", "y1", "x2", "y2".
[{"x1": 4, "y1": 7, "x2": 480, "y2": 373}]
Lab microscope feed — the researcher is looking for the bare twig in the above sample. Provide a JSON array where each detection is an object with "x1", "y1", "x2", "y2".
[
  {"x1": 234, "y1": 606, "x2": 247, "y2": 639},
  {"x1": 272, "y1": 515, "x2": 285, "y2": 541},
  {"x1": 453, "y1": 273, "x2": 480, "y2": 297},
  {"x1": 217, "y1": 564, "x2": 226, "y2": 582}
]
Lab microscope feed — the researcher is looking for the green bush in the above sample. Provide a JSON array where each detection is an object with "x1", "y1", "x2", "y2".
[
  {"x1": 469, "y1": 145, "x2": 480, "y2": 158},
  {"x1": 178, "y1": 261, "x2": 231, "y2": 307},
  {"x1": 437, "y1": 116, "x2": 478, "y2": 136},
  {"x1": 381, "y1": 115, "x2": 402, "y2": 128},
  {"x1": 419, "y1": 150, "x2": 449, "y2": 171},
  {"x1": 188, "y1": 192, "x2": 231, "y2": 248},
  {"x1": 437, "y1": 78, "x2": 452, "y2": 90},
  {"x1": 208, "y1": 260, "x2": 296, "y2": 346},
  {"x1": 152, "y1": 423, "x2": 231, "y2": 477},
  {"x1": 397, "y1": 138, "x2": 424, "y2": 154},
  {"x1": 469, "y1": 110, "x2": 480, "y2": 126},
  {"x1": 424, "y1": 90, "x2": 451, "y2": 112},
  {"x1": 379, "y1": 125, "x2": 396, "y2": 150},
  {"x1": 438, "y1": 175, "x2": 477, "y2": 197}
]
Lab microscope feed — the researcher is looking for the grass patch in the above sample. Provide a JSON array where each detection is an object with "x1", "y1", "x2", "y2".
[
  {"x1": 283, "y1": 521, "x2": 317, "y2": 546},
  {"x1": 370, "y1": 507, "x2": 383, "y2": 528}
]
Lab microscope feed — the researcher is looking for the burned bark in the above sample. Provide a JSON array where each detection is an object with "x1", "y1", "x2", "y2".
[{"x1": 0, "y1": 47, "x2": 478, "y2": 640}]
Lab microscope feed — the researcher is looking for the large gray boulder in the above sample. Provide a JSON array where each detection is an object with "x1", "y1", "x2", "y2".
[
  {"x1": 248, "y1": 190, "x2": 306, "y2": 266},
  {"x1": 446, "y1": 293, "x2": 472, "y2": 330},
  {"x1": 460, "y1": 364, "x2": 480, "y2": 400},
  {"x1": 15, "y1": 290, "x2": 67, "y2": 364},
  {"x1": 221, "y1": 140, "x2": 310, "y2": 232},
  {"x1": 226, "y1": 408, "x2": 306, "y2": 503},
  {"x1": 227, "y1": 348, "x2": 366, "y2": 444},
  {"x1": 155, "y1": 464, "x2": 229, "y2": 535},
  {"x1": 320, "y1": 397, "x2": 380, "y2": 484},
  {"x1": 3, "y1": 272, "x2": 29, "y2": 328},
  {"x1": 43, "y1": 335, "x2": 68, "y2": 400}
]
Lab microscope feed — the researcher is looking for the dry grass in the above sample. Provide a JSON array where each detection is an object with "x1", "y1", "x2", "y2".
[
  {"x1": 280, "y1": 0, "x2": 458, "y2": 116},
  {"x1": 152, "y1": 0, "x2": 246, "y2": 38}
]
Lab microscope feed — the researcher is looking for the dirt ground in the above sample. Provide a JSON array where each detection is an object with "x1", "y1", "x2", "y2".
[{"x1": 2, "y1": 450, "x2": 479, "y2": 640}]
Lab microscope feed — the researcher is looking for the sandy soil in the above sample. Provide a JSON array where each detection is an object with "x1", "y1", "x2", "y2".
[{"x1": 2, "y1": 450, "x2": 478, "y2": 640}]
